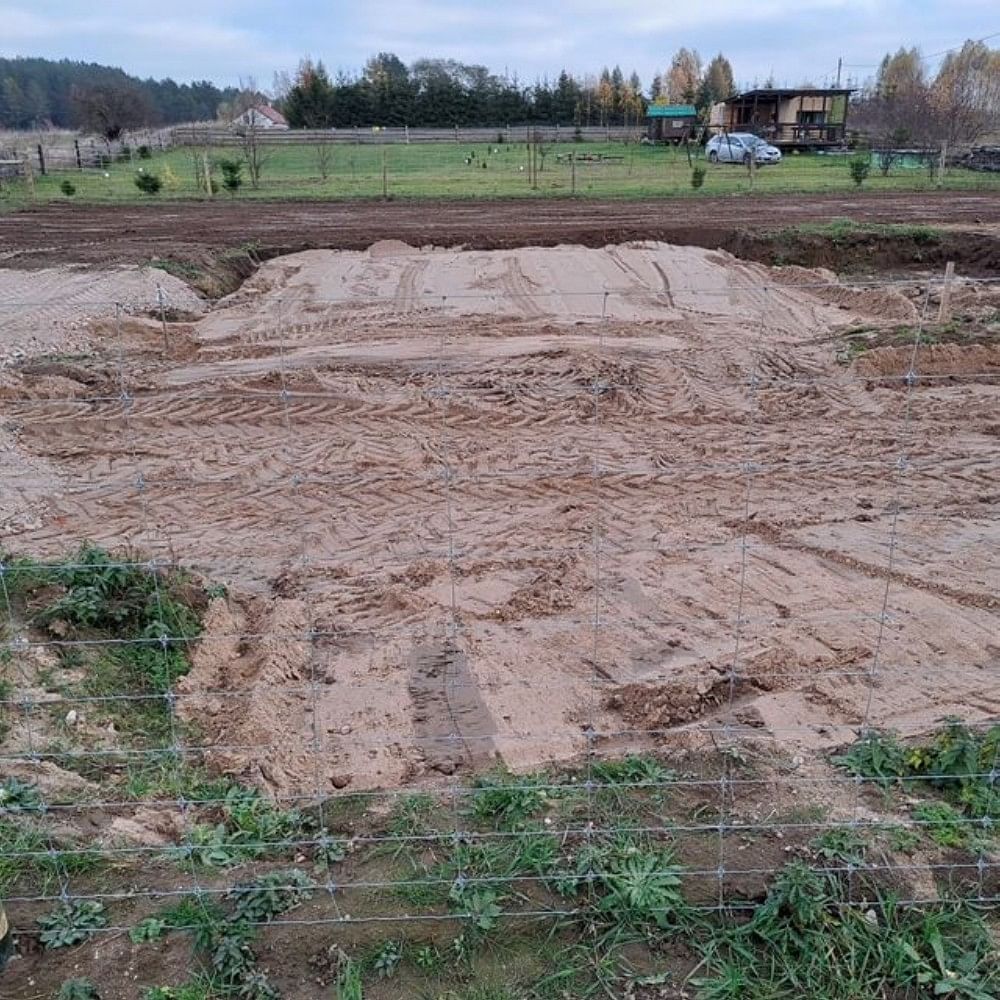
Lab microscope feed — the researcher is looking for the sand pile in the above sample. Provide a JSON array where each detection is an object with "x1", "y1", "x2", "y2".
[{"x1": 2, "y1": 242, "x2": 998, "y2": 795}]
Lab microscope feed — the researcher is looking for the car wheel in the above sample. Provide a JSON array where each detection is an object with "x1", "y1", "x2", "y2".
[{"x1": 708, "y1": 150, "x2": 719, "y2": 163}]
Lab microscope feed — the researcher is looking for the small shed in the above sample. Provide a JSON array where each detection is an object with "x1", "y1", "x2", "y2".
[{"x1": 646, "y1": 104, "x2": 698, "y2": 143}]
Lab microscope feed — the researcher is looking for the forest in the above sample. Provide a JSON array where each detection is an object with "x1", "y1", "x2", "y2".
[{"x1": 0, "y1": 57, "x2": 237, "y2": 131}]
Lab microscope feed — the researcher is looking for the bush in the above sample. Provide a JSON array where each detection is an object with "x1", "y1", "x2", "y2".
[
  {"x1": 218, "y1": 158, "x2": 243, "y2": 195},
  {"x1": 134, "y1": 172, "x2": 162, "y2": 195},
  {"x1": 60, "y1": 179, "x2": 77, "y2": 197},
  {"x1": 138, "y1": 145, "x2": 152, "y2": 159},
  {"x1": 849, "y1": 153, "x2": 871, "y2": 187},
  {"x1": 691, "y1": 164, "x2": 707, "y2": 189}
]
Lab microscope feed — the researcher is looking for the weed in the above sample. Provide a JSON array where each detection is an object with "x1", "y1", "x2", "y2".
[
  {"x1": 38, "y1": 900, "x2": 108, "y2": 948},
  {"x1": 144, "y1": 987, "x2": 214, "y2": 1000},
  {"x1": 412, "y1": 943, "x2": 442, "y2": 971},
  {"x1": 334, "y1": 957, "x2": 364, "y2": 1000},
  {"x1": 449, "y1": 884, "x2": 502, "y2": 932},
  {"x1": 58, "y1": 979, "x2": 100, "y2": 1000},
  {"x1": 0, "y1": 776, "x2": 43, "y2": 813},
  {"x1": 228, "y1": 869, "x2": 314, "y2": 923},
  {"x1": 470, "y1": 769, "x2": 549, "y2": 828},
  {"x1": 372, "y1": 939, "x2": 403, "y2": 979},
  {"x1": 157, "y1": 894, "x2": 226, "y2": 943},
  {"x1": 886, "y1": 824, "x2": 921, "y2": 854},
  {"x1": 130, "y1": 916, "x2": 168, "y2": 943},
  {"x1": 913, "y1": 800, "x2": 967, "y2": 848},
  {"x1": 836, "y1": 722, "x2": 1000, "y2": 826},
  {"x1": 187, "y1": 784, "x2": 318, "y2": 867},
  {"x1": 810, "y1": 827, "x2": 868, "y2": 864},
  {"x1": 0, "y1": 818, "x2": 102, "y2": 893},
  {"x1": 696, "y1": 862, "x2": 1000, "y2": 1000},
  {"x1": 834, "y1": 729, "x2": 908, "y2": 787},
  {"x1": 592, "y1": 754, "x2": 672, "y2": 787}
]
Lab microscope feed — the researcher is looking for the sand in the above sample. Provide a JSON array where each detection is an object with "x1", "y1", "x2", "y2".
[{"x1": 2, "y1": 241, "x2": 998, "y2": 797}]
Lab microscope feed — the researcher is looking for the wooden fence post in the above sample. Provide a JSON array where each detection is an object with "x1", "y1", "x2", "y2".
[
  {"x1": 74, "y1": 139, "x2": 83, "y2": 170},
  {"x1": 938, "y1": 261, "x2": 955, "y2": 323},
  {"x1": 36, "y1": 144, "x2": 46, "y2": 175},
  {"x1": 22, "y1": 158, "x2": 35, "y2": 202}
]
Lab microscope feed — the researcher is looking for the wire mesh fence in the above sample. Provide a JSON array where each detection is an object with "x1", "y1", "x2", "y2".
[
  {"x1": 5, "y1": 136, "x2": 1000, "y2": 209},
  {"x1": 1, "y1": 256, "x2": 999, "y2": 997}
]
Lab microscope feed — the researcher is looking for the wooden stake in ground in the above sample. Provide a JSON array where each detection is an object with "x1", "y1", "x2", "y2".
[
  {"x1": 22, "y1": 158, "x2": 35, "y2": 203},
  {"x1": 937, "y1": 260, "x2": 955, "y2": 324},
  {"x1": 202, "y1": 151, "x2": 213, "y2": 198},
  {"x1": 157, "y1": 284, "x2": 169, "y2": 353}
]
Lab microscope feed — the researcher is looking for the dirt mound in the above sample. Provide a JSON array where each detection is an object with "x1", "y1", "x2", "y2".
[
  {"x1": 855, "y1": 342, "x2": 1000, "y2": 379},
  {"x1": 3, "y1": 241, "x2": 999, "y2": 794},
  {"x1": 608, "y1": 645, "x2": 870, "y2": 729}
]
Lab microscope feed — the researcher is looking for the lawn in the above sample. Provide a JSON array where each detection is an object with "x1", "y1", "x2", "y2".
[{"x1": 3, "y1": 140, "x2": 1000, "y2": 207}]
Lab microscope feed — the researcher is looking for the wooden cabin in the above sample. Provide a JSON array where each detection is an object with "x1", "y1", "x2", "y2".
[{"x1": 711, "y1": 88, "x2": 851, "y2": 148}]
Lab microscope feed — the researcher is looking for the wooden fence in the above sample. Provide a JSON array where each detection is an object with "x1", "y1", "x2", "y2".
[{"x1": 169, "y1": 124, "x2": 646, "y2": 147}]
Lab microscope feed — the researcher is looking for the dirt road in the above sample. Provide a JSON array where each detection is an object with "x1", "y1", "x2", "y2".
[{"x1": 2, "y1": 190, "x2": 1000, "y2": 268}]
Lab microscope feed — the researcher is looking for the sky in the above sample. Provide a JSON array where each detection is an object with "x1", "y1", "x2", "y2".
[{"x1": 3, "y1": 1, "x2": 997, "y2": 93}]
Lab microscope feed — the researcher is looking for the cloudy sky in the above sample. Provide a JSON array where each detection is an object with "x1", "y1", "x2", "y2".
[{"x1": 3, "y1": 1, "x2": 996, "y2": 91}]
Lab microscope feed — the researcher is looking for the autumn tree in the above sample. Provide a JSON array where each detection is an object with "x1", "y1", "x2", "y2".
[
  {"x1": 597, "y1": 67, "x2": 615, "y2": 125},
  {"x1": 665, "y1": 48, "x2": 702, "y2": 104},
  {"x1": 876, "y1": 47, "x2": 925, "y2": 98},
  {"x1": 932, "y1": 40, "x2": 1000, "y2": 144}
]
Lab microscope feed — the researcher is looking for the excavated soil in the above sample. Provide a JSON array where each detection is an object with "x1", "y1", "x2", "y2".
[
  {"x1": 3, "y1": 191, "x2": 1000, "y2": 271},
  {"x1": 2, "y1": 240, "x2": 999, "y2": 797}
]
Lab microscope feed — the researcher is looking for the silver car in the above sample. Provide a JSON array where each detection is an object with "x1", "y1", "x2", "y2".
[{"x1": 706, "y1": 132, "x2": 782, "y2": 165}]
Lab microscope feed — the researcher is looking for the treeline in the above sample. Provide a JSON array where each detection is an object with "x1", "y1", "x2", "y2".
[
  {"x1": 0, "y1": 57, "x2": 237, "y2": 131},
  {"x1": 853, "y1": 41, "x2": 1000, "y2": 147},
  {"x1": 279, "y1": 51, "x2": 736, "y2": 129}
]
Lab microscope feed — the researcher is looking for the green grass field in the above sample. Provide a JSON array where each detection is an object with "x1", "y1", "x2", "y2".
[{"x1": 4, "y1": 140, "x2": 1000, "y2": 207}]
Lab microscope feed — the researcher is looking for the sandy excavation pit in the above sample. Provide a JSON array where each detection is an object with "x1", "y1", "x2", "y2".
[{"x1": 2, "y1": 241, "x2": 999, "y2": 797}]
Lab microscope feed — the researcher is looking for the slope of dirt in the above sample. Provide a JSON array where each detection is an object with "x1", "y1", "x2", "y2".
[
  {"x1": 2, "y1": 191, "x2": 1000, "y2": 271},
  {"x1": 2, "y1": 241, "x2": 999, "y2": 795}
]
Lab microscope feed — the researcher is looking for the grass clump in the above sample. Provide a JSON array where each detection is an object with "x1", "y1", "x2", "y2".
[
  {"x1": 695, "y1": 863, "x2": 1000, "y2": 1000},
  {"x1": 2, "y1": 543, "x2": 211, "y2": 744},
  {"x1": 470, "y1": 768, "x2": 551, "y2": 829}
]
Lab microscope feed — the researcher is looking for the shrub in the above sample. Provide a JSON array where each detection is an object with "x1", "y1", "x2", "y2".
[
  {"x1": 134, "y1": 172, "x2": 162, "y2": 195},
  {"x1": 691, "y1": 164, "x2": 707, "y2": 189},
  {"x1": 218, "y1": 158, "x2": 243, "y2": 195},
  {"x1": 849, "y1": 153, "x2": 871, "y2": 187},
  {"x1": 138, "y1": 145, "x2": 152, "y2": 159},
  {"x1": 60, "y1": 179, "x2": 77, "y2": 197}
]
